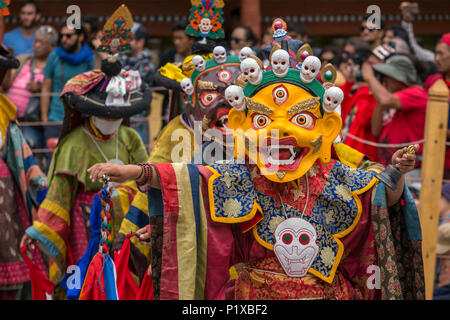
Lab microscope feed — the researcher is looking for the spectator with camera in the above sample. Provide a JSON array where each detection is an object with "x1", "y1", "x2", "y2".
[
  {"x1": 340, "y1": 47, "x2": 380, "y2": 161},
  {"x1": 363, "y1": 54, "x2": 428, "y2": 169}
]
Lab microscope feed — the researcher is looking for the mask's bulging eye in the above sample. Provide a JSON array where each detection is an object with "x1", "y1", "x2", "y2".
[
  {"x1": 282, "y1": 232, "x2": 293, "y2": 245},
  {"x1": 291, "y1": 113, "x2": 314, "y2": 129},
  {"x1": 252, "y1": 114, "x2": 272, "y2": 129},
  {"x1": 299, "y1": 233, "x2": 310, "y2": 245},
  {"x1": 200, "y1": 92, "x2": 219, "y2": 106}
]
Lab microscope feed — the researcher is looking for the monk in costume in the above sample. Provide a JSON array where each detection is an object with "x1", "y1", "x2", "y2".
[
  {"x1": 114, "y1": 0, "x2": 241, "y2": 278},
  {"x1": 0, "y1": 44, "x2": 47, "y2": 299},
  {"x1": 89, "y1": 36, "x2": 425, "y2": 299},
  {"x1": 21, "y1": 6, "x2": 151, "y2": 292}
]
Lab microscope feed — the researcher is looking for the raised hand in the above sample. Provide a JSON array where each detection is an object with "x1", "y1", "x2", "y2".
[
  {"x1": 391, "y1": 144, "x2": 420, "y2": 174},
  {"x1": 87, "y1": 163, "x2": 142, "y2": 183}
]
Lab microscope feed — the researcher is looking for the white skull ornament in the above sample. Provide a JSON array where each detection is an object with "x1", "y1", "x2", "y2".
[
  {"x1": 239, "y1": 47, "x2": 254, "y2": 62},
  {"x1": 271, "y1": 49, "x2": 290, "y2": 78},
  {"x1": 213, "y1": 46, "x2": 227, "y2": 64},
  {"x1": 323, "y1": 86, "x2": 344, "y2": 113},
  {"x1": 192, "y1": 55, "x2": 206, "y2": 72},
  {"x1": 240, "y1": 57, "x2": 262, "y2": 85},
  {"x1": 199, "y1": 18, "x2": 213, "y2": 34},
  {"x1": 225, "y1": 85, "x2": 246, "y2": 111},
  {"x1": 180, "y1": 78, "x2": 194, "y2": 96},
  {"x1": 274, "y1": 218, "x2": 319, "y2": 277},
  {"x1": 300, "y1": 56, "x2": 321, "y2": 83}
]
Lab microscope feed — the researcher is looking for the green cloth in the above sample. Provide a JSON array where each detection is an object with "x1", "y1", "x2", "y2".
[{"x1": 48, "y1": 124, "x2": 148, "y2": 191}]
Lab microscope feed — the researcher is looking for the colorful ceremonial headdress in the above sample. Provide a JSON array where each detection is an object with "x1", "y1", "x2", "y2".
[
  {"x1": 59, "y1": 5, "x2": 152, "y2": 141},
  {"x1": 96, "y1": 4, "x2": 134, "y2": 54},
  {"x1": 185, "y1": 0, "x2": 225, "y2": 40},
  {"x1": 226, "y1": 40, "x2": 345, "y2": 183}
]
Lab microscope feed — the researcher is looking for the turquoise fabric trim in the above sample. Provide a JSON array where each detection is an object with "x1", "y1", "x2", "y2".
[
  {"x1": 374, "y1": 182, "x2": 422, "y2": 241},
  {"x1": 148, "y1": 188, "x2": 164, "y2": 217},
  {"x1": 25, "y1": 226, "x2": 61, "y2": 258},
  {"x1": 209, "y1": 162, "x2": 257, "y2": 221},
  {"x1": 402, "y1": 185, "x2": 422, "y2": 240},
  {"x1": 373, "y1": 182, "x2": 388, "y2": 208}
]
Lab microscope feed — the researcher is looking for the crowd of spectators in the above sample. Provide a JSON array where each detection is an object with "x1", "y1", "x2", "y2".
[{"x1": 1, "y1": 4, "x2": 450, "y2": 294}]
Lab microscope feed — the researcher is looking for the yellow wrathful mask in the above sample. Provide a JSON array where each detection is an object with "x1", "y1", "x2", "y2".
[{"x1": 226, "y1": 47, "x2": 344, "y2": 183}]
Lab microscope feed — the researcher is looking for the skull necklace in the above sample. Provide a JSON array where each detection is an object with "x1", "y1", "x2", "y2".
[{"x1": 273, "y1": 174, "x2": 320, "y2": 277}]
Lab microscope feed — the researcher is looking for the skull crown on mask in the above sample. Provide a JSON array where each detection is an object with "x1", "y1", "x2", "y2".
[
  {"x1": 240, "y1": 57, "x2": 263, "y2": 85},
  {"x1": 271, "y1": 49, "x2": 290, "y2": 78},
  {"x1": 213, "y1": 46, "x2": 227, "y2": 64}
]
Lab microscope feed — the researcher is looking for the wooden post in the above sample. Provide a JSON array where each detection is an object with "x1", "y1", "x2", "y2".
[
  {"x1": 241, "y1": 0, "x2": 261, "y2": 40},
  {"x1": 419, "y1": 79, "x2": 449, "y2": 300}
]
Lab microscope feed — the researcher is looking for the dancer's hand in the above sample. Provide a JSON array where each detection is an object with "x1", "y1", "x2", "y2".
[
  {"x1": 20, "y1": 233, "x2": 38, "y2": 251},
  {"x1": 87, "y1": 163, "x2": 141, "y2": 183},
  {"x1": 391, "y1": 144, "x2": 419, "y2": 174},
  {"x1": 135, "y1": 225, "x2": 151, "y2": 247}
]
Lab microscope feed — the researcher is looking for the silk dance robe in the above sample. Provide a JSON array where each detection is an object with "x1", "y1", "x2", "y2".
[
  {"x1": 0, "y1": 95, "x2": 47, "y2": 298},
  {"x1": 25, "y1": 123, "x2": 148, "y2": 283},
  {"x1": 148, "y1": 158, "x2": 425, "y2": 300}
]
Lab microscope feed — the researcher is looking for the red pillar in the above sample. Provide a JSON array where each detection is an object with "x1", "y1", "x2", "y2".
[{"x1": 240, "y1": 0, "x2": 261, "y2": 41}]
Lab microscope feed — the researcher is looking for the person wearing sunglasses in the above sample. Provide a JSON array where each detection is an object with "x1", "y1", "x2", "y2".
[
  {"x1": 40, "y1": 20, "x2": 94, "y2": 168},
  {"x1": 360, "y1": 13, "x2": 386, "y2": 51},
  {"x1": 229, "y1": 25, "x2": 257, "y2": 56}
]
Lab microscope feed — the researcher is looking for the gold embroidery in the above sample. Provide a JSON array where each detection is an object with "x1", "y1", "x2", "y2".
[
  {"x1": 324, "y1": 210, "x2": 336, "y2": 225},
  {"x1": 223, "y1": 198, "x2": 243, "y2": 217},
  {"x1": 268, "y1": 216, "x2": 285, "y2": 234},
  {"x1": 308, "y1": 163, "x2": 319, "y2": 177},
  {"x1": 287, "y1": 97, "x2": 321, "y2": 115},
  {"x1": 245, "y1": 98, "x2": 274, "y2": 115},
  {"x1": 335, "y1": 184, "x2": 353, "y2": 202},
  {"x1": 320, "y1": 246, "x2": 335, "y2": 267},
  {"x1": 222, "y1": 171, "x2": 236, "y2": 188},
  {"x1": 197, "y1": 80, "x2": 217, "y2": 90},
  {"x1": 310, "y1": 135, "x2": 323, "y2": 154},
  {"x1": 290, "y1": 187, "x2": 305, "y2": 201},
  {"x1": 276, "y1": 171, "x2": 286, "y2": 180}
]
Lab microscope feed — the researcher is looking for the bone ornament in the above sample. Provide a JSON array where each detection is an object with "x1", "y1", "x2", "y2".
[
  {"x1": 239, "y1": 47, "x2": 254, "y2": 62},
  {"x1": 274, "y1": 218, "x2": 319, "y2": 277},
  {"x1": 271, "y1": 49, "x2": 290, "y2": 78},
  {"x1": 240, "y1": 57, "x2": 263, "y2": 85},
  {"x1": 323, "y1": 86, "x2": 344, "y2": 113},
  {"x1": 300, "y1": 55, "x2": 321, "y2": 84},
  {"x1": 225, "y1": 85, "x2": 246, "y2": 111},
  {"x1": 180, "y1": 78, "x2": 194, "y2": 96},
  {"x1": 192, "y1": 55, "x2": 206, "y2": 72},
  {"x1": 213, "y1": 46, "x2": 227, "y2": 64}
]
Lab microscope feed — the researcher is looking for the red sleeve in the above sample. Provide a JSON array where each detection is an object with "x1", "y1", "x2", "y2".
[
  {"x1": 394, "y1": 86, "x2": 428, "y2": 111},
  {"x1": 355, "y1": 94, "x2": 376, "y2": 127},
  {"x1": 340, "y1": 80, "x2": 355, "y2": 123}
]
